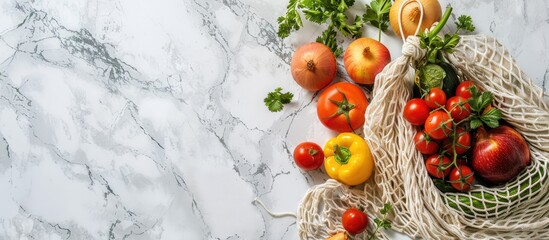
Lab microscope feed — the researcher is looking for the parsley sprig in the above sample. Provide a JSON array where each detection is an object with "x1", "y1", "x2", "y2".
[
  {"x1": 418, "y1": 8, "x2": 475, "y2": 64},
  {"x1": 277, "y1": 0, "x2": 363, "y2": 56},
  {"x1": 363, "y1": 0, "x2": 392, "y2": 41},
  {"x1": 368, "y1": 203, "x2": 393, "y2": 240},
  {"x1": 264, "y1": 87, "x2": 294, "y2": 112}
]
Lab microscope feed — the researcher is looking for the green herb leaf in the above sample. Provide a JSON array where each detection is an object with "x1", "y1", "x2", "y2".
[
  {"x1": 264, "y1": 87, "x2": 294, "y2": 112},
  {"x1": 480, "y1": 107, "x2": 502, "y2": 128},
  {"x1": 380, "y1": 203, "x2": 392, "y2": 215},
  {"x1": 421, "y1": 64, "x2": 446, "y2": 89},
  {"x1": 442, "y1": 34, "x2": 460, "y2": 53},
  {"x1": 316, "y1": 25, "x2": 343, "y2": 57},
  {"x1": 277, "y1": 0, "x2": 362, "y2": 54},
  {"x1": 277, "y1": 0, "x2": 302, "y2": 38},
  {"x1": 456, "y1": 15, "x2": 475, "y2": 33},
  {"x1": 469, "y1": 118, "x2": 483, "y2": 129},
  {"x1": 363, "y1": 0, "x2": 392, "y2": 40}
]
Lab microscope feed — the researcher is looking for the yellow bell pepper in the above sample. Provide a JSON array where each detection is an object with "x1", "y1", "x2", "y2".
[{"x1": 323, "y1": 132, "x2": 374, "y2": 186}]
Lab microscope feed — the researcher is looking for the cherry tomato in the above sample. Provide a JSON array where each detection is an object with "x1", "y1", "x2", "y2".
[
  {"x1": 449, "y1": 165, "x2": 475, "y2": 192},
  {"x1": 455, "y1": 80, "x2": 477, "y2": 99},
  {"x1": 293, "y1": 142, "x2": 324, "y2": 170},
  {"x1": 446, "y1": 96, "x2": 472, "y2": 122},
  {"x1": 317, "y1": 82, "x2": 368, "y2": 132},
  {"x1": 442, "y1": 128, "x2": 471, "y2": 155},
  {"x1": 342, "y1": 208, "x2": 368, "y2": 235},
  {"x1": 413, "y1": 130, "x2": 440, "y2": 155},
  {"x1": 403, "y1": 98, "x2": 430, "y2": 126},
  {"x1": 425, "y1": 154, "x2": 452, "y2": 178},
  {"x1": 424, "y1": 110, "x2": 453, "y2": 140},
  {"x1": 424, "y1": 88, "x2": 447, "y2": 109}
]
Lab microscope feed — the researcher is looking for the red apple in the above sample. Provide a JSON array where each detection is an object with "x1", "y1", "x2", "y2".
[
  {"x1": 471, "y1": 125, "x2": 530, "y2": 185},
  {"x1": 343, "y1": 38, "x2": 391, "y2": 85}
]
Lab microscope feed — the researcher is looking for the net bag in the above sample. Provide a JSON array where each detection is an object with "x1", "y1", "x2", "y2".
[{"x1": 297, "y1": 35, "x2": 549, "y2": 239}]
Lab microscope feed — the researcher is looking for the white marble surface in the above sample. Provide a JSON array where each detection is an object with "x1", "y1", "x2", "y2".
[{"x1": 0, "y1": 0, "x2": 547, "y2": 239}]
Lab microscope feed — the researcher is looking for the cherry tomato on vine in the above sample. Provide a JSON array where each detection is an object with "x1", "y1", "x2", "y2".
[
  {"x1": 317, "y1": 82, "x2": 368, "y2": 132},
  {"x1": 446, "y1": 96, "x2": 472, "y2": 122},
  {"x1": 455, "y1": 80, "x2": 477, "y2": 99},
  {"x1": 442, "y1": 128, "x2": 471, "y2": 155},
  {"x1": 449, "y1": 165, "x2": 475, "y2": 192},
  {"x1": 425, "y1": 154, "x2": 452, "y2": 178},
  {"x1": 342, "y1": 208, "x2": 368, "y2": 235},
  {"x1": 424, "y1": 87, "x2": 447, "y2": 109},
  {"x1": 414, "y1": 130, "x2": 440, "y2": 155},
  {"x1": 403, "y1": 98, "x2": 430, "y2": 126},
  {"x1": 293, "y1": 142, "x2": 324, "y2": 170},
  {"x1": 424, "y1": 110, "x2": 453, "y2": 140}
]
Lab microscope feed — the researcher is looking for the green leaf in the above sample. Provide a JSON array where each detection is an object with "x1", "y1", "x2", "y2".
[
  {"x1": 264, "y1": 87, "x2": 294, "y2": 112},
  {"x1": 316, "y1": 25, "x2": 343, "y2": 57},
  {"x1": 442, "y1": 34, "x2": 460, "y2": 52},
  {"x1": 456, "y1": 15, "x2": 475, "y2": 33},
  {"x1": 480, "y1": 108, "x2": 502, "y2": 128},
  {"x1": 277, "y1": 0, "x2": 303, "y2": 38},
  {"x1": 469, "y1": 118, "x2": 483, "y2": 129},
  {"x1": 421, "y1": 64, "x2": 446, "y2": 89},
  {"x1": 363, "y1": 0, "x2": 392, "y2": 31}
]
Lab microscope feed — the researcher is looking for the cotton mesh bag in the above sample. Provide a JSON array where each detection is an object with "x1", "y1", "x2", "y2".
[{"x1": 296, "y1": 34, "x2": 549, "y2": 239}]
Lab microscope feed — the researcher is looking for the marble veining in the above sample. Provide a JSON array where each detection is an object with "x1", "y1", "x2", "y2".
[{"x1": 0, "y1": 0, "x2": 547, "y2": 239}]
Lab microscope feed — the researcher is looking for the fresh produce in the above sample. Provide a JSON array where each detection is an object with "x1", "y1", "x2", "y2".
[
  {"x1": 369, "y1": 204, "x2": 393, "y2": 240},
  {"x1": 449, "y1": 164, "x2": 474, "y2": 192},
  {"x1": 317, "y1": 82, "x2": 368, "y2": 132},
  {"x1": 455, "y1": 80, "x2": 476, "y2": 99},
  {"x1": 342, "y1": 208, "x2": 368, "y2": 235},
  {"x1": 442, "y1": 128, "x2": 471, "y2": 155},
  {"x1": 293, "y1": 142, "x2": 325, "y2": 170},
  {"x1": 389, "y1": 0, "x2": 441, "y2": 39},
  {"x1": 413, "y1": 130, "x2": 439, "y2": 155},
  {"x1": 323, "y1": 132, "x2": 374, "y2": 185},
  {"x1": 437, "y1": 62, "x2": 460, "y2": 98},
  {"x1": 291, "y1": 42, "x2": 337, "y2": 91},
  {"x1": 403, "y1": 98, "x2": 430, "y2": 126},
  {"x1": 445, "y1": 96, "x2": 471, "y2": 122},
  {"x1": 343, "y1": 38, "x2": 391, "y2": 85},
  {"x1": 277, "y1": 0, "x2": 363, "y2": 56},
  {"x1": 425, "y1": 154, "x2": 452, "y2": 178},
  {"x1": 467, "y1": 86, "x2": 503, "y2": 129},
  {"x1": 325, "y1": 232, "x2": 348, "y2": 240},
  {"x1": 423, "y1": 110, "x2": 452, "y2": 140},
  {"x1": 264, "y1": 87, "x2": 294, "y2": 112},
  {"x1": 471, "y1": 126, "x2": 531, "y2": 185},
  {"x1": 424, "y1": 87, "x2": 446, "y2": 109},
  {"x1": 363, "y1": 0, "x2": 392, "y2": 41}
]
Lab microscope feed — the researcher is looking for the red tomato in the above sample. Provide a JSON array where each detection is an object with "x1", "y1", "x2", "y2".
[
  {"x1": 413, "y1": 130, "x2": 440, "y2": 155},
  {"x1": 446, "y1": 96, "x2": 472, "y2": 122},
  {"x1": 342, "y1": 208, "x2": 368, "y2": 235},
  {"x1": 449, "y1": 165, "x2": 475, "y2": 192},
  {"x1": 403, "y1": 98, "x2": 430, "y2": 126},
  {"x1": 424, "y1": 88, "x2": 447, "y2": 109},
  {"x1": 425, "y1": 154, "x2": 452, "y2": 178},
  {"x1": 293, "y1": 142, "x2": 324, "y2": 170},
  {"x1": 455, "y1": 81, "x2": 477, "y2": 99},
  {"x1": 442, "y1": 128, "x2": 471, "y2": 155},
  {"x1": 317, "y1": 82, "x2": 368, "y2": 132},
  {"x1": 424, "y1": 110, "x2": 453, "y2": 140}
]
